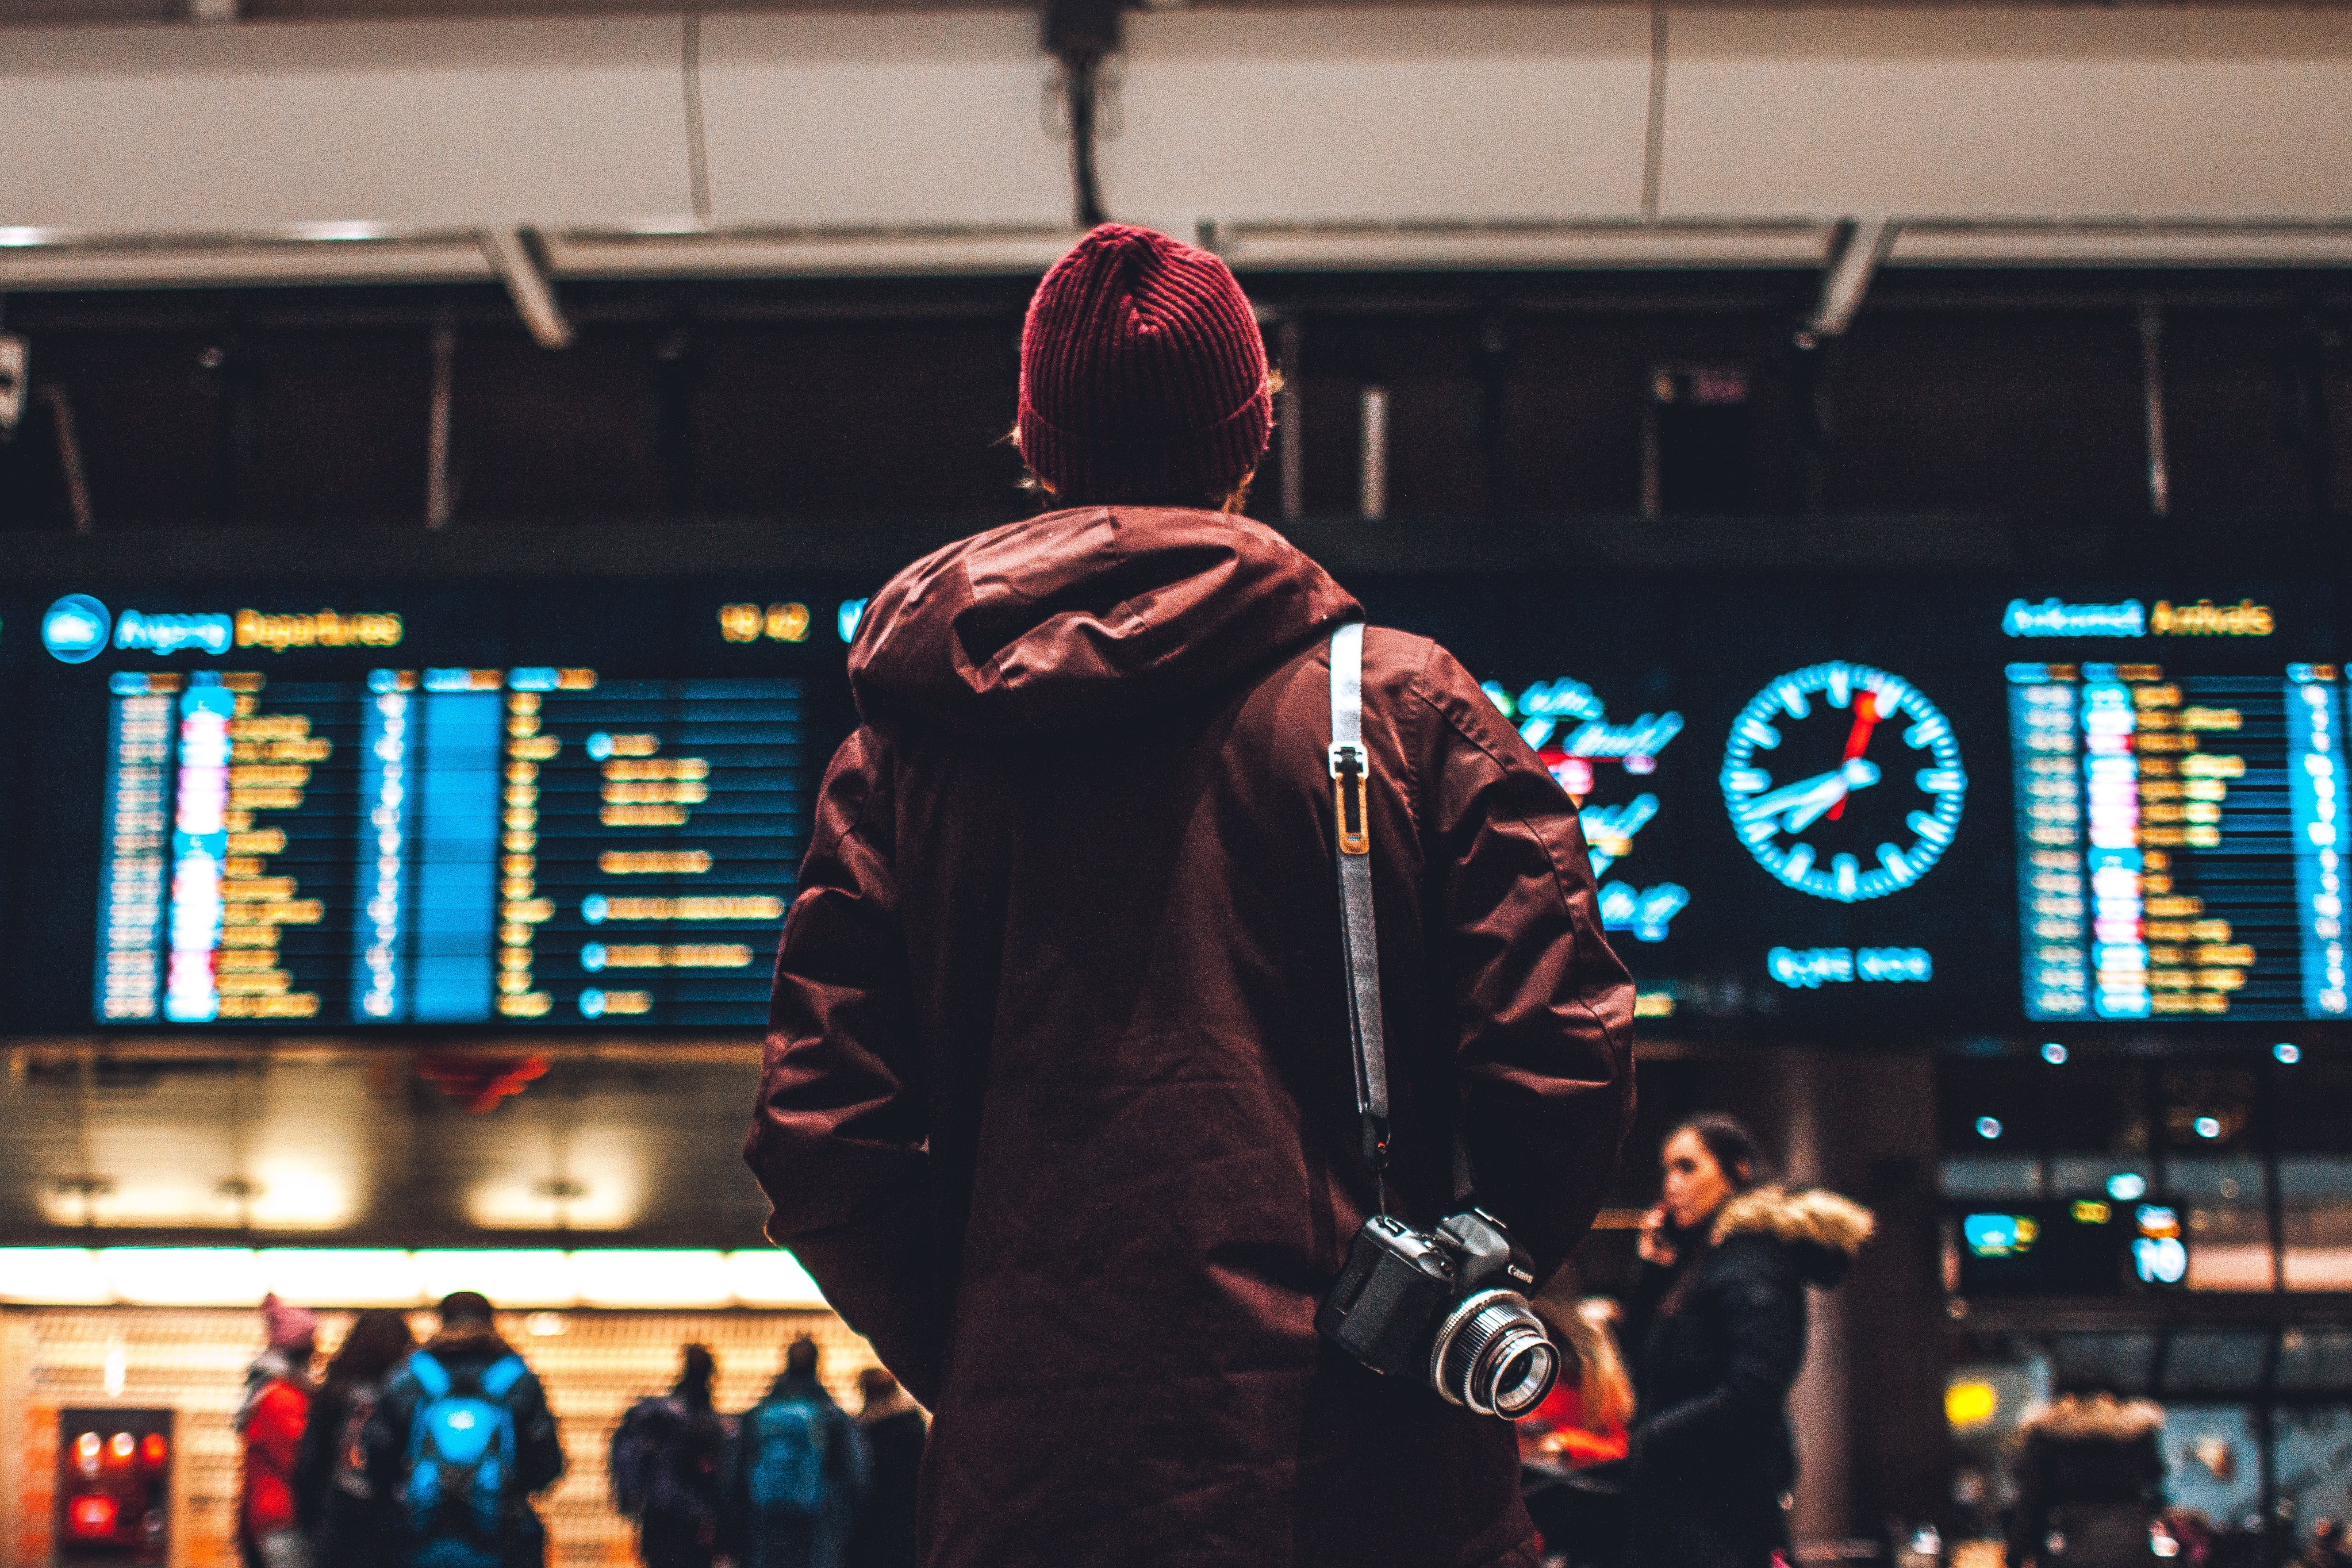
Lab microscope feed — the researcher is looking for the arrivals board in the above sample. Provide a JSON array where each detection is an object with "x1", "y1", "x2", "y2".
[{"x1": 0, "y1": 568, "x2": 2345, "y2": 1036}]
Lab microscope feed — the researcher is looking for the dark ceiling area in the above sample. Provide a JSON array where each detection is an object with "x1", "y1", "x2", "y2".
[{"x1": 2, "y1": 268, "x2": 2346, "y2": 540}]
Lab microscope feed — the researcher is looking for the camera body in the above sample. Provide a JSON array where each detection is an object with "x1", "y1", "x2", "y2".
[{"x1": 1317, "y1": 1209, "x2": 1559, "y2": 1418}]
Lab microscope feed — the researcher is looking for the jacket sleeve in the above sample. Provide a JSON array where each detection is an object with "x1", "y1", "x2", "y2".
[
  {"x1": 512, "y1": 1370, "x2": 566, "y2": 1496},
  {"x1": 1414, "y1": 644, "x2": 1637, "y2": 1276},
  {"x1": 1631, "y1": 1242, "x2": 1807, "y2": 1471},
  {"x1": 743, "y1": 727, "x2": 942, "y2": 1405}
]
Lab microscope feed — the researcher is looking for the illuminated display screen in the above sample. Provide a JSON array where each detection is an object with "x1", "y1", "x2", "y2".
[
  {"x1": 92, "y1": 668, "x2": 805, "y2": 1027},
  {"x1": 0, "y1": 571, "x2": 2342, "y2": 1035},
  {"x1": 1951, "y1": 1198, "x2": 2175, "y2": 1297},
  {"x1": 4, "y1": 585, "x2": 855, "y2": 1031},
  {"x1": 2008, "y1": 651, "x2": 2346, "y2": 1023}
]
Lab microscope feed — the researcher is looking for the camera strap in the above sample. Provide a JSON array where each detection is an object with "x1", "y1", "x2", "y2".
[
  {"x1": 1329, "y1": 623, "x2": 1478, "y2": 1214},
  {"x1": 1327, "y1": 622, "x2": 1391, "y2": 1190}
]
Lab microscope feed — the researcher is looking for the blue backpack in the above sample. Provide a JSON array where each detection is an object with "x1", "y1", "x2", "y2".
[
  {"x1": 744, "y1": 1397, "x2": 830, "y2": 1519},
  {"x1": 402, "y1": 1351, "x2": 529, "y2": 1568}
]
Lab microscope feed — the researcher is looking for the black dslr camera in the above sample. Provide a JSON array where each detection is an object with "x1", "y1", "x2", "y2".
[{"x1": 1316, "y1": 1208, "x2": 1559, "y2": 1418}]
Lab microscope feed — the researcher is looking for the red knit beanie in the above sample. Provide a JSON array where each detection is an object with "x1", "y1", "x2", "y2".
[{"x1": 1018, "y1": 224, "x2": 1273, "y2": 505}]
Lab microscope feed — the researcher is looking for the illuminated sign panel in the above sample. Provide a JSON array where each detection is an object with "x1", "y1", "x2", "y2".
[
  {"x1": 0, "y1": 572, "x2": 2343, "y2": 1034},
  {"x1": 2006, "y1": 656, "x2": 2345, "y2": 1023},
  {"x1": 86, "y1": 667, "x2": 809, "y2": 1028}
]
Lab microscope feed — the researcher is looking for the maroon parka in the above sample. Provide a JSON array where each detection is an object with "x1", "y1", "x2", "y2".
[{"x1": 746, "y1": 506, "x2": 1635, "y2": 1568}]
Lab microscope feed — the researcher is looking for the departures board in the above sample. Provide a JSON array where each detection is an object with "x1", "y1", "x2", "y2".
[{"x1": 0, "y1": 569, "x2": 2345, "y2": 1037}]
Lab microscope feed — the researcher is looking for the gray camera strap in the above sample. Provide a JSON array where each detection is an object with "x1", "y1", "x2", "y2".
[
  {"x1": 1329, "y1": 622, "x2": 1476, "y2": 1213},
  {"x1": 1328, "y1": 622, "x2": 1391, "y2": 1182}
]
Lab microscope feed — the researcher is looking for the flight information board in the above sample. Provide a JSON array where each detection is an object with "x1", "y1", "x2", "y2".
[
  {"x1": 2, "y1": 570, "x2": 2346, "y2": 1036},
  {"x1": 92, "y1": 667, "x2": 806, "y2": 1027},
  {"x1": 2008, "y1": 652, "x2": 2345, "y2": 1023}
]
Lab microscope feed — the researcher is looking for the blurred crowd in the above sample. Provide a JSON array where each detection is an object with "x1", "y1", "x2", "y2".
[
  {"x1": 232, "y1": 1289, "x2": 921, "y2": 1568},
  {"x1": 222, "y1": 1112, "x2": 2352, "y2": 1568}
]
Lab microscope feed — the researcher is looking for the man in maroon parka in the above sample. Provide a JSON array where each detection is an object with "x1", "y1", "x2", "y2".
[{"x1": 745, "y1": 224, "x2": 1635, "y2": 1568}]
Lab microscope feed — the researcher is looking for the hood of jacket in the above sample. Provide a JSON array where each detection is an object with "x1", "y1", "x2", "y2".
[
  {"x1": 849, "y1": 506, "x2": 1361, "y2": 738},
  {"x1": 1710, "y1": 1186, "x2": 1875, "y2": 1287},
  {"x1": 2020, "y1": 1394, "x2": 2166, "y2": 1443}
]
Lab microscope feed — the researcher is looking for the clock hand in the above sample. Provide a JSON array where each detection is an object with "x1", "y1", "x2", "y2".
[
  {"x1": 1785, "y1": 759, "x2": 1881, "y2": 833},
  {"x1": 1743, "y1": 768, "x2": 1852, "y2": 828},
  {"x1": 1744, "y1": 756, "x2": 1884, "y2": 836},
  {"x1": 1827, "y1": 691, "x2": 1880, "y2": 822}
]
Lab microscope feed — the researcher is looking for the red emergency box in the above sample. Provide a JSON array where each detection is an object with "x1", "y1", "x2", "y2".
[{"x1": 54, "y1": 1408, "x2": 173, "y2": 1564}]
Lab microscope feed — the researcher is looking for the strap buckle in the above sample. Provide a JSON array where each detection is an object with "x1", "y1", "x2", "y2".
[{"x1": 1329, "y1": 743, "x2": 1370, "y2": 856}]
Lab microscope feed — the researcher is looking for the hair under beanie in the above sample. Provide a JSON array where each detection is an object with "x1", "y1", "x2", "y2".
[
  {"x1": 260, "y1": 1293, "x2": 317, "y2": 1350},
  {"x1": 1018, "y1": 224, "x2": 1273, "y2": 505}
]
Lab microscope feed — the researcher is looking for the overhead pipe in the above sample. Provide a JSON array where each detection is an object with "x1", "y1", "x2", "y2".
[
  {"x1": 1277, "y1": 317, "x2": 1304, "y2": 522},
  {"x1": 2139, "y1": 299, "x2": 2170, "y2": 518},
  {"x1": 40, "y1": 384, "x2": 94, "y2": 534},
  {"x1": 480, "y1": 228, "x2": 573, "y2": 351},
  {"x1": 1043, "y1": 0, "x2": 1125, "y2": 229},
  {"x1": 1359, "y1": 385, "x2": 1388, "y2": 521},
  {"x1": 425, "y1": 318, "x2": 457, "y2": 529}
]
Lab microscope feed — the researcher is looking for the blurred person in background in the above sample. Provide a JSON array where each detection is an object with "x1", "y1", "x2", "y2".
[
  {"x1": 1518, "y1": 1298, "x2": 1634, "y2": 1568},
  {"x1": 1624, "y1": 1115, "x2": 1873, "y2": 1568},
  {"x1": 239, "y1": 1294, "x2": 319, "y2": 1568},
  {"x1": 850, "y1": 1367, "x2": 926, "y2": 1568},
  {"x1": 294, "y1": 1308, "x2": 416, "y2": 1568},
  {"x1": 745, "y1": 220, "x2": 1633, "y2": 1568},
  {"x1": 611, "y1": 1344, "x2": 733, "y2": 1568},
  {"x1": 2004, "y1": 1390, "x2": 2167, "y2": 1566},
  {"x1": 731, "y1": 1337, "x2": 867, "y2": 1568},
  {"x1": 366, "y1": 1291, "x2": 566, "y2": 1568},
  {"x1": 2299, "y1": 1517, "x2": 2352, "y2": 1567}
]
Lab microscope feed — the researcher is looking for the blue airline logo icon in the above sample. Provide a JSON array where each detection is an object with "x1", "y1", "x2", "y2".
[
  {"x1": 43, "y1": 595, "x2": 112, "y2": 663},
  {"x1": 43, "y1": 595, "x2": 239, "y2": 661}
]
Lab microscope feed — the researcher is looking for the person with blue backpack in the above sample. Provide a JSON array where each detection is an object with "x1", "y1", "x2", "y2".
[
  {"x1": 365, "y1": 1291, "x2": 567, "y2": 1568},
  {"x1": 728, "y1": 1338, "x2": 868, "y2": 1568}
]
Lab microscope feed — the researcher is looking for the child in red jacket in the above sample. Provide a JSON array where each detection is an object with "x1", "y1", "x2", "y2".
[{"x1": 237, "y1": 1294, "x2": 317, "y2": 1568}]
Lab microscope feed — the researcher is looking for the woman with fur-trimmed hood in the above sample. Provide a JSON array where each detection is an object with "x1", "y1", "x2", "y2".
[
  {"x1": 1622, "y1": 1115, "x2": 1874, "y2": 1568},
  {"x1": 2005, "y1": 1392, "x2": 2167, "y2": 1566}
]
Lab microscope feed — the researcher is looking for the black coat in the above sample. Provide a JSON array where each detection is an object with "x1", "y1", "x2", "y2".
[
  {"x1": 851, "y1": 1406, "x2": 927, "y2": 1568},
  {"x1": 294, "y1": 1376, "x2": 402, "y2": 1568},
  {"x1": 1624, "y1": 1188, "x2": 1871, "y2": 1568}
]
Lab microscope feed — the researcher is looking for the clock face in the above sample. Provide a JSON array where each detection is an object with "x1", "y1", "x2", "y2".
[{"x1": 1721, "y1": 660, "x2": 1967, "y2": 902}]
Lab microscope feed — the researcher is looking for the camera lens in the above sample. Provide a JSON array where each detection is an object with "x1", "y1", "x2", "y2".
[
  {"x1": 1428, "y1": 1289, "x2": 1560, "y2": 1418},
  {"x1": 1485, "y1": 1332, "x2": 1557, "y2": 1418}
]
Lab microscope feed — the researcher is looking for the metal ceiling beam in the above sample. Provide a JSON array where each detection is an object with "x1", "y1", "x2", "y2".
[
  {"x1": 2, "y1": 217, "x2": 2352, "y2": 295},
  {"x1": 1808, "y1": 216, "x2": 1894, "y2": 338},
  {"x1": 479, "y1": 226, "x2": 572, "y2": 349}
]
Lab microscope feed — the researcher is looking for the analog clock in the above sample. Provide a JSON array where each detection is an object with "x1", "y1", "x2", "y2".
[{"x1": 1721, "y1": 660, "x2": 1967, "y2": 902}]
